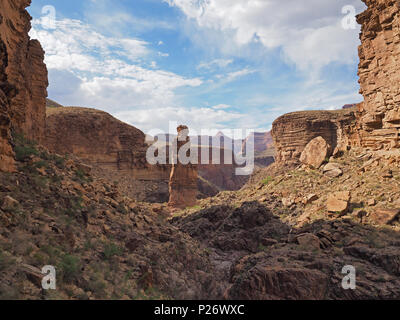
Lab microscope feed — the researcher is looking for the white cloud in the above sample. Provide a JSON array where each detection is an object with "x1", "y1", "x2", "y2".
[
  {"x1": 212, "y1": 104, "x2": 231, "y2": 110},
  {"x1": 29, "y1": 18, "x2": 202, "y2": 111},
  {"x1": 164, "y1": 0, "x2": 366, "y2": 76},
  {"x1": 197, "y1": 58, "x2": 234, "y2": 70},
  {"x1": 114, "y1": 106, "x2": 243, "y2": 133},
  {"x1": 216, "y1": 68, "x2": 256, "y2": 83}
]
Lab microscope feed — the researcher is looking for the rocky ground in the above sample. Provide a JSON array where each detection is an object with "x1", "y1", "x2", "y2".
[
  {"x1": 1, "y1": 134, "x2": 400, "y2": 300},
  {"x1": 173, "y1": 148, "x2": 400, "y2": 299},
  {"x1": 0, "y1": 133, "x2": 215, "y2": 300}
]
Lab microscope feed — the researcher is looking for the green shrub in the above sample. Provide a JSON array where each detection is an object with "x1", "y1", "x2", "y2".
[
  {"x1": 0, "y1": 250, "x2": 15, "y2": 271},
  {"x1": 261, "y1": 176, "x2": 273, "y2": 185},
  {"x1": 103, "y1": 242, "x2": 123, "y2": 260},
  {"x1": 15, "y1": 145, "x2": 39, "y2": 161},
  {"x1": 59, "y1": 254, "x2": 81, "y2": 283}
]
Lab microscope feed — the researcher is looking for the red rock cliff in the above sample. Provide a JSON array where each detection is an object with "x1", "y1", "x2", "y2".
[
  {"x1": 0, "y1": 0, "x2": 48, "y2": 172},
  {"x1": 356, "y1": 0, "x2": 400, "y2": 149},
  {"x1": 272, "y1": 109, "x2": 357, "y2": 164}
]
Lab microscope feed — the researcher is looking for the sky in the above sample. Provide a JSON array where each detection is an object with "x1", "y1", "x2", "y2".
[{"x1": 28, "y1": 0, "x2": 367, "y2": 135}]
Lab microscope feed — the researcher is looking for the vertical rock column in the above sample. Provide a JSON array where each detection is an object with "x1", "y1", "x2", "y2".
[{"x1": 168, "y1": 125, "x2": 198, "y2": 210}]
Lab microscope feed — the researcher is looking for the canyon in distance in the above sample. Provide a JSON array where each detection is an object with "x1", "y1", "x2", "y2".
[{"x1": 0, "y1": 0, "x2": 400, "y2": 302}]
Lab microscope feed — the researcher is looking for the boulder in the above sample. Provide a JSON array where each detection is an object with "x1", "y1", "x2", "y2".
[
  {"x1": 295, "y1": 233, "x2": 321, "y2": 251},
  {"x1": 300, "y1": 137, "x2": 331, "y2": 169},
  {"x1": 282, "y1": 197, "x2": 295, "y2": 207},
  {"x1": 327, "y1": 191, "x2": 351, "y2": 214},
  {"x1": 1, "y1": 196, "x2": 19, "y2": 212},
  {"x1": 303, "y1": 194, "x2": 318, "y2": 205},
  {"x1": 369, "y1": 208, "x2": 400, "y2": 225},
  {"x1": 322, "y1": 163, "x2": 343, "y2": 178}
]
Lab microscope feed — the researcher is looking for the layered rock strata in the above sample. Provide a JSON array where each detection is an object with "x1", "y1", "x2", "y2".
[
  {"x1": 356, "y1": 0, "x2": 400, "y2": 150},
  {"x1": 271, "y1": 109, "x2": 357, "y2": 164},
  {"x1": 0, "y1": 0, "x2": 48, "y2": 172}
]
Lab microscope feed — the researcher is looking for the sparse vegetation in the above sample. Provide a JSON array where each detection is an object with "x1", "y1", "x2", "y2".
[{"x1": 59, "y1": 254, "x2": 81, "y2": 283}]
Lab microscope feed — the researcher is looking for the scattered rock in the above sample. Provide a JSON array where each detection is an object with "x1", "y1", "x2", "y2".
[
  {"x1": 382, "y1": 169, "x2": 393, "y2": 179},
  {"x1": 1, "y1": 196, "x2": 19, "y2": 212},
  {"x1": 369, "y1": 208, "x2": 400, "y2": 225},
  {"x1": 300, "y1": 136, "x2": 331, "y2": 169},
  {"x1": 18, "y1": 264, "x2": 43, "y2": 288},
  {"x1": 76, "y1": 163, "x2": 92, "y2": 175},
  {"x1": 367, "y1": 199, "x2": 376, "y2": 207},
  {"x1": 322, "y1": 163, "x2": 343, "y2": 178},
  {"x1": 295, "y1": 233, "x2": 321, "y2": 250},
  {"x1": 282, "y1": 197, "x2": 295, "y2": 207},
  {"x1": 303, "y1": 194, "x2": 318, "y2": 205},
  {"x1": 327, "y1": 191, "x2": 350, "y2": 214}
]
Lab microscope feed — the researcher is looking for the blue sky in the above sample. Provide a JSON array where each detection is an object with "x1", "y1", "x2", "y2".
[{"x1": 28, "y1": 0, "x2": 366, "y2": 135}]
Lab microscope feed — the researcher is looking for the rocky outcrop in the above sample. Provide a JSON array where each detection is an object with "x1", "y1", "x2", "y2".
[
  {"x1": 0, "y1": 38, "x2": 15, "y2": 172},
  {"x1": 45, "y1": 107, "x2": 173, "y2": 202},
  {"x1": 0, "y1": 0, "x2": 48, "y2": 172},
  {"x1": 356, "y1": 0, "x2": 400, "y2": 150},
  {"x1": 272, "y1": 109, "x2": 357, "y2": 164},
  {"x1": 0, "y1": 0, "x2": 48, "y2": 141},
  {"x1": 168, "y1": 125, "x2": 198, "y2": 210},
  {"x1": 45, "y1": 107, "x2": 148, "y2": 167},
  {"x1": 45, "y1": 107, "x2": 247, "y2": 202}
]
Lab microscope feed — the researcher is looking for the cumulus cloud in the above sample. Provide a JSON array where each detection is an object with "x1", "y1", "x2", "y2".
[
  {"x1": 164, "y1": 0, "x2": 366, "y2": 75},
  {"x1": 115, "y1": 106, "x2": 243, "y2": 134},
  {"x1": 29, "y1": 18, "x2": 202, "y2": 111}
]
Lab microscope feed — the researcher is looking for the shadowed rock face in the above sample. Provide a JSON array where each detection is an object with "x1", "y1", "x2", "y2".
[
  {"x1": 356, "y1": 0, "x2": 400, "y2": 149},
  {"x1": 271, "y1": 109, "x2": 357, "y2": 164},
  {"x1": 0, "y1": 0, "x2": 48, "y2": 172}
]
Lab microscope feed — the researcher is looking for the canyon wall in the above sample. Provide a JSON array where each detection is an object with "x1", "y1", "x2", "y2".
[
  {"x1": 45, "y1": 107, "x2": 247, "y2": 202},
  {"x1": 0, "y1": 0, "x2": 48, "y2": 172},
  {"x1": 356, "y1": 0, "x2": 400, "y2": 150},
  {"x1": 272, "y1": 109, "x2": 357, "y2": 164}
]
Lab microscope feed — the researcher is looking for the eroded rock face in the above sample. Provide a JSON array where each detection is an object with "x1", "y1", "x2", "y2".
[
  {"x1": 45, "y1": 107, "x2": 147, "y2": 166},
  {"x1": 168, "y1": 125, "x2": 198, "y2": 210},
  {"x1": 44, "y1": 107, "x2": 174, "y2": 201},
  {"x1": 0, "y1": 0, "x2": 48, "y2": 141},
  {"x1": 272, "y1": 109, "x2": 357, "y2": 164},
  {"x1": 0, "y1": 38, "x2": 15, "y2": 172},
  {"x1": 356, "y1": 0, "x2": 400, "y2": 149},
  {"x1": 0, "y1": 0, "x2": 48, "y2": 172}
]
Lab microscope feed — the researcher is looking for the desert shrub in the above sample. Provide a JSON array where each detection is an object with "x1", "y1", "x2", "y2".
[
  {"x1": 0, "y1": 250, "x2": 15, "y2": 271},
  {"x1": 103, "y1": 242, "x2": 123, "y2": 260},
  {"x1": 261, "y1": 176, "x2": 273, "y2": 185},
  {"x1": 12, "y1": 132, "x2": 39, "y2": 161},
  {"x1": 59, "y1": 254, "x2": 81, "y2": 283}
]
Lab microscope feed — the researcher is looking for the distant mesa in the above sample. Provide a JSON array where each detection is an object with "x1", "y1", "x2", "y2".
[
  {"x1": 342, "y1": 104, "x2": 358, "y2": 109},
  {"x1": 46, "y1": 98, "x2": 64, "y2": 109}
]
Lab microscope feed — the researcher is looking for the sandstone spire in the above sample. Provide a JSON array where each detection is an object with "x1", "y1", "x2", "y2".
[{"x1": 168, "y1": 125, "x2": 198, "y2": 210}]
